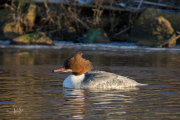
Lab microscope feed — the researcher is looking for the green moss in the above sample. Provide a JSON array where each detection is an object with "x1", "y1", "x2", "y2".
[
  {"x1": 20, "y1": 32, "x2": 42, "y2": 42},
  {"x1": 82, "y1": 29, "x2": 100, "y2": 43},
  {"x1": 81, "y1": 29, "x2": 110, "y2": 43},
  {"x1": 12, "y1": 32, "x2": 54, "y2": 45},
  {"x1": 154, "y1": 45, "x2": 162, "y2": 48}
]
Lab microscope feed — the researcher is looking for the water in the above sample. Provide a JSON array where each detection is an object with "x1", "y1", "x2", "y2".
[{"x1": 0, "y1": 43, "x2": 180, "y2": 119}]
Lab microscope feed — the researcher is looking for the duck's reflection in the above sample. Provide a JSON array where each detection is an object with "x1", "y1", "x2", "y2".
[
  {"x1": 63, "y1": 88, "x2": 89, "y2": 119},
  {"x1": 62, "y1": 87, "x2": 139, "y2": 119}
]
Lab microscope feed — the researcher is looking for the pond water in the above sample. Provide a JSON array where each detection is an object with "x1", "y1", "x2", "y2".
[{"x1": 0, "y1": 43, "x2": 180, "y2": 119}]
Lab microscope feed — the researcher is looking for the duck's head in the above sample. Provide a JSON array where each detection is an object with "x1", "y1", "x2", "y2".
[{"x1": 52, "y1": 52, "x2": 93, "y2": 75}]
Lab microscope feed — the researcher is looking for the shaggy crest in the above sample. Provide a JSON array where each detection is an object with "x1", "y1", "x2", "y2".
[{"x1": 64, "y1": 52, "x2": 93, "y2": 75}]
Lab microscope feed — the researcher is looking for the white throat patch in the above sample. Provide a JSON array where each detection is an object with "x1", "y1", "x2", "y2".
[{"x1": 63, "y1": 74, "x2": 85, "y2": 88}]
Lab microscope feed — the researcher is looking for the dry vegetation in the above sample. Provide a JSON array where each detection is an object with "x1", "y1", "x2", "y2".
[{"x1": 3, "y1": 0, "x2": 180, "y2": 41}]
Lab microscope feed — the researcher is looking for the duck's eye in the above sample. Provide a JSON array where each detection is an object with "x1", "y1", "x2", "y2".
[{"x1": 69, "y1": 65, "x2": 71, "y2": 68}]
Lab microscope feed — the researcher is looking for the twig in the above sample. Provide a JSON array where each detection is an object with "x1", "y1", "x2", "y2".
[
  {"x1": 74, "y1": 17, "x2": 90, "y2": 30},
  {"x1": 4, "y1": 3, "x2": 15, "y2": 11},
  {"x1": 81, "y1": 17, "x2": 93, "y2": 20},
  {"x1": 176, "y1": 31, "x2": 180, "y2": 35},
  {"x1": 113, "y1": 26, "x2": 133, "y2": 37},
  {"x1": 136, "y1": 0, "x2": 143, "y2": 11},
  {"x1": 134, "y1": 1, "x2": 180, "y2": 10},
  {"x1": 134, "y1": 0, "x2": 143, "y2": 24},
  {"x1": 109, "y1": 0, "x2": 115, "y2": 33}
]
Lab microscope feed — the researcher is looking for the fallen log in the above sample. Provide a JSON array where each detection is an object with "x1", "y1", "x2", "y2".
[
  {"x1": 161, "y1": 34, "x2": 180, "y2": 47},
  {"x1": 134, "y1": 1, "x2": 180, "y2": 10},
  {"x1": 14, "y1": 0, "x2": 143, "y2": 12}
]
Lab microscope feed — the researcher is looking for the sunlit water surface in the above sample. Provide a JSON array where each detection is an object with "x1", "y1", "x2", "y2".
[{"x1": 0, "y1": 43, "x2": 180, "y2": 119}]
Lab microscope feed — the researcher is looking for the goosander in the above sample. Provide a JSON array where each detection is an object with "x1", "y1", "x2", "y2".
[{"x1": 52, "y1": 52, "x2": 147, "y2": 89}]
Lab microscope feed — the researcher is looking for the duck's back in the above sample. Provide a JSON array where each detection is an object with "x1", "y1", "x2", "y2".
[{"x1": 82, "y1": 71, "x2": 145, "y2": 89}]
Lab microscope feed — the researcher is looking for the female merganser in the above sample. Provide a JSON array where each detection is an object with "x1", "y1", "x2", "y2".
[{"x1": 52, "y1": 52, "x2": 147, "y2": 89}]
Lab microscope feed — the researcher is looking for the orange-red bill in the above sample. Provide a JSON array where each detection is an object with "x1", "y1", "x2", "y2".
[{"x1": 52, "y1": 67, "x2": 66, "y2": 73}]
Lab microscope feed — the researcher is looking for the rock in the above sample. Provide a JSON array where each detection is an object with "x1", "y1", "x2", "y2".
[
  {"x1": 61, "y1": 27, "x2": 79, "y2": 41},
  {"x1": 24, "y1": 4, "x2": 37, "y2": 32},
  {"x1": 137, "y1": 16, "x2": 176, "y2": 47},
  {"x1": 10, "y1": 32, "x2": 54, "y2": 45},
  {"x1": 3, "y1": 4, "x2": 37, "y2": 40},
  {"x1": 81, "y1": 29, "x2": 110, "y2": 43},
  {"x1": 3, "y1": 22, "x2": 22, "y2": 40},
  {"x1": 48, "y1": 29, "x2": 63, "y2": 41},
  {"x1": 129, "y1": 8, "x2": 179, "y2": 47},
  {"x1": 0, "y1": 35, "x2": 6, "y2": 40},
  {"x1": 0, "y1": 8, "x2": 12, "y2": 40}
]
